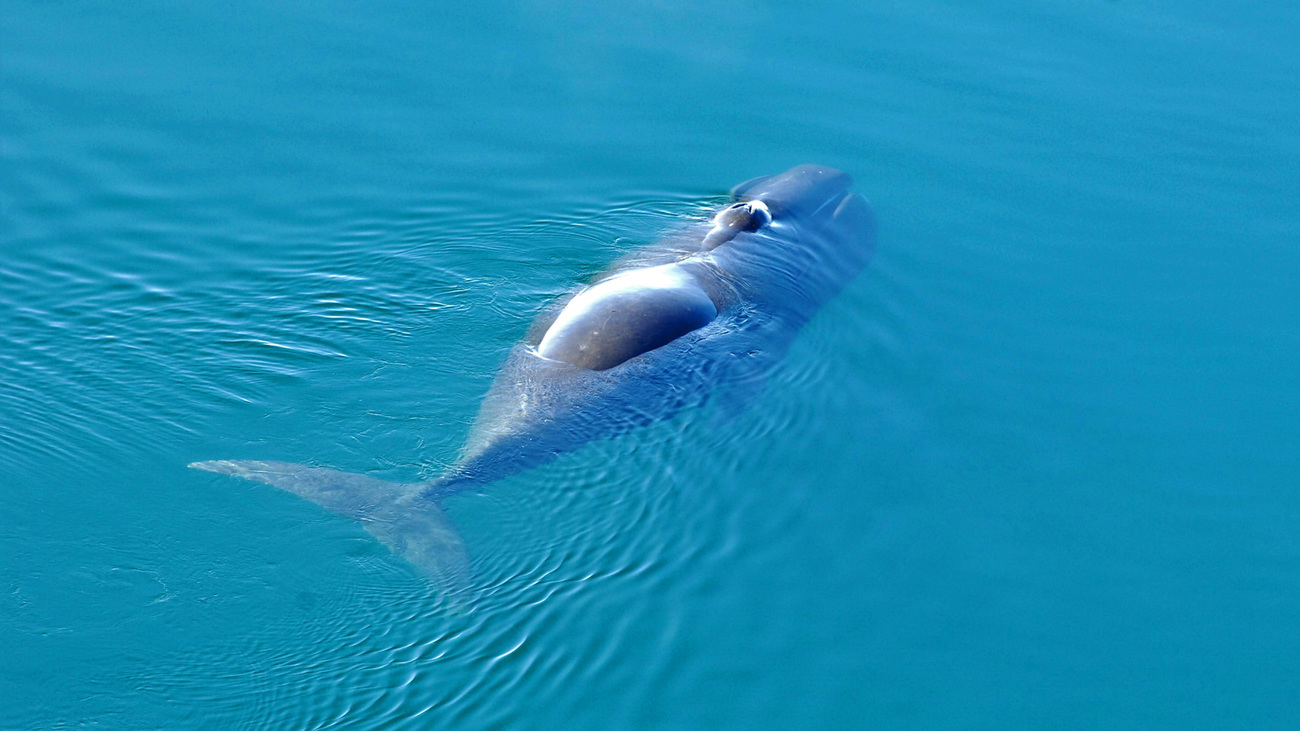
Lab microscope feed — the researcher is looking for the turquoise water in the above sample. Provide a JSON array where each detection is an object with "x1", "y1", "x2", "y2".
[{"x1": 4, "y1": 0, "x2": 1299, "y2": 727}]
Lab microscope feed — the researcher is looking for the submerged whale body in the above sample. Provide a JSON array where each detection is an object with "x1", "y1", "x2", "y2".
[{"x1": 191, "y1": 164, "x2": 877, "y2": 595}]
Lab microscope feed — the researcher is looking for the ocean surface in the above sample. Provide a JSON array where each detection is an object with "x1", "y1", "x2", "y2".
[{"x1": 3, "y1": 1, "x2": 1299, "y2": 728}]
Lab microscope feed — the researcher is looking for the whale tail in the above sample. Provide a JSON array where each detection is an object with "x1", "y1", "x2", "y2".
[{"x1": 189, "y1": 460, "x2": 470, "y2": 597}]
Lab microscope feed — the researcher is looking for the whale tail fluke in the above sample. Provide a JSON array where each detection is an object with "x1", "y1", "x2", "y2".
[{"x1": 189, "y1": 460, "x2": 471, "y2": 597}]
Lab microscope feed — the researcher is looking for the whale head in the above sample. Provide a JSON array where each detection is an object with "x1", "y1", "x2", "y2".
[
  {"x1": 708, "y1": 164, "x2": 876, "y2": 314},
  {"x1": 731, "y1": 164, "x2": 855, "y2": 221}
]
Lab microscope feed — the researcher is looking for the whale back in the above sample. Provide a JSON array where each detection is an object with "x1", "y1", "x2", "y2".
[{"x1": 536, "y1": 263, "x2": 719, "y2": 371}]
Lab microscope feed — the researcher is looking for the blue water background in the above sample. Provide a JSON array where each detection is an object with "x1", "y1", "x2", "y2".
[{"x1": 4, "y1": 1, "x2": 1299, "y2": 727}]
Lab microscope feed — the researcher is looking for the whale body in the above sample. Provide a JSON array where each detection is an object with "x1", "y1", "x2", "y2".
[{"x1": 191, "y1": 164, "x2": 876, "y2": 594}]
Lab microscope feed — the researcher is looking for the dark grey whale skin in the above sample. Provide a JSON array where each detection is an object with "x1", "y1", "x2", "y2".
[{"x1": 191, "y1": 165, "x2": 876, "y2": 594}]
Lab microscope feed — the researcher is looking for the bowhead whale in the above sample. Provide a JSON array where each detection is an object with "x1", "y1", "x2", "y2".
[{"x1": 191, "y1": 164, "x2": 876, "y2": 594}]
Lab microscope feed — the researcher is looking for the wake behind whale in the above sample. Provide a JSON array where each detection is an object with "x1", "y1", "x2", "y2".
[{"x1": 191, "y1": 164, "x2": 876, "y2": 596}]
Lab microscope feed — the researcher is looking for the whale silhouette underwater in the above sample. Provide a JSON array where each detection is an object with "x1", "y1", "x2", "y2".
[{"x1": 191, "y1": 164, "x2": 876, "y2": 595}]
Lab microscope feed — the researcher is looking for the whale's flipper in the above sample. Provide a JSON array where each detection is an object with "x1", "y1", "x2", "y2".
[{"x1": 189, "y1": 460, "x2": 470, "y2": 594}]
